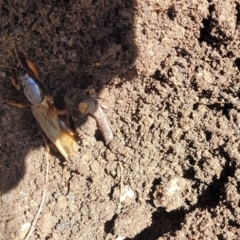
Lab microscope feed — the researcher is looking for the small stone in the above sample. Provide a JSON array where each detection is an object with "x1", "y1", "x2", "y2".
[
  {"x1": 19, "y1": 222, "x2": 31, "y2": 239},
  {"x1": 56, "y1": 221, "x2": 69, "y2": 231},
  {"x1": 115, "y1": 237, "x2": 126, "y2": 240},
  {"x1": 120, "y1": 186, "x2": 135, "y2": 203}
]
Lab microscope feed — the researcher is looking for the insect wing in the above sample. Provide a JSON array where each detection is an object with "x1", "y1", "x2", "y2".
[
  {"x1": 58, "y1": 130, "x2": 77, "y2": 158},
  {"x1": 31, "y1": 103, "x2": 72, "y2": 159}
]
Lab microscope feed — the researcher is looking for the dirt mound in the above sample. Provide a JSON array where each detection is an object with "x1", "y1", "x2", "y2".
[{"x1": 0, "y1": 0, "x2": 240, "y2": 239}]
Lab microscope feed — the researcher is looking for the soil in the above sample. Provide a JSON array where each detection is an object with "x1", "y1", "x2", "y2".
[{"x1": 0, "y1": 0, "x2": 240, "y2": 239}]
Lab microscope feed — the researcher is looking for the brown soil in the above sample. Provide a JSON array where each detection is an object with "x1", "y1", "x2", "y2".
[{"x1": 0, "y1": 0, "x2": 240, "y2": 239}]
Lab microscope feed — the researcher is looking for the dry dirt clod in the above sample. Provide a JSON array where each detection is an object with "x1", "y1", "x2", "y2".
[{"x1": 153, "y1": 177, "x2": 194, "y2": 212}]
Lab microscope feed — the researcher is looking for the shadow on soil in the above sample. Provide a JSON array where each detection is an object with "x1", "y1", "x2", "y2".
[{"x1": 0, "y1": 0, "x2": 138, "y2": 192}]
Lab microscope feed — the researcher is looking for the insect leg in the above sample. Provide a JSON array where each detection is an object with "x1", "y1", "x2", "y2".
[{"x1": 4, "y1": 100, "x2": 30, "y2": 108}]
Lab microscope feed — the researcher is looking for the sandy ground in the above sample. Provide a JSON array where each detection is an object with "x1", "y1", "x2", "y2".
[{"x1": 0, "y1": 0, "x2": 240, "y2": 239}]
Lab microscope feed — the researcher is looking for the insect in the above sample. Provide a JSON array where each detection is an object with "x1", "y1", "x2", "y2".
[{"x1": 1, "y1": 50, "x2": 77, "y2": 159}]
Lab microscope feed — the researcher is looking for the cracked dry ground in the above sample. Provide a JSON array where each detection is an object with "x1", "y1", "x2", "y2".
[{"x1": 0, "y1": 0, "x2": 240, "y2": 239}]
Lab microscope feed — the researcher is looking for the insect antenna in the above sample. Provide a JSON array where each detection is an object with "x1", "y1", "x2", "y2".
[
  {"x1": 13, "y1": 45, "x2": 23, "y2": 68},
  {"x1": 6, "y1": 49, "x2": 15, "y2": 63},
  {"x1": 0, "y1": 48, "x2": 15, "y2": 61},
  {"x1": 0, "y1": 65, "x2": 17, "y2": 70}
]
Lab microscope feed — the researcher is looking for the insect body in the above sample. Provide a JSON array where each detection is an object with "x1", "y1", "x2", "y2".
[
  {"x1": 13, "y1": 56, "x2": 44, "y2": 105},
  {"x1": 5, "y1": 52, "x2": 77, "y2": 159}
]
